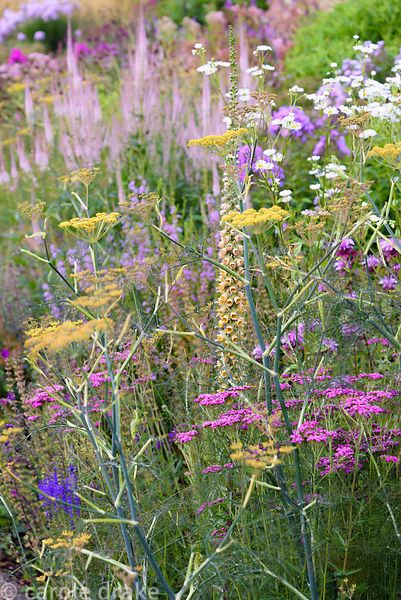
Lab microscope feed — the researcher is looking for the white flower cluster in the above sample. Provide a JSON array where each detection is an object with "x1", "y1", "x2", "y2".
[
  {"x1": 306, "y1": 39, "x2": 401, "y2": 123},
  {"x1": 197, "y1": 60, "x2": 230, "y2": 75},
  {"x1": 272, "y1": 113, "x2": 302, "y2": 132}
]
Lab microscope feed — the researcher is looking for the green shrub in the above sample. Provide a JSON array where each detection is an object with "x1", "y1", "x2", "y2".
[
  {"x1": 22, "y1": 17, "x2": 69, "y2": 52},
  {"x1": 155, "y1": 0, "x2": 265, "y2": 24},
  {"x1": 285, "y1": 0, "x2": 401, "y2": 82}
]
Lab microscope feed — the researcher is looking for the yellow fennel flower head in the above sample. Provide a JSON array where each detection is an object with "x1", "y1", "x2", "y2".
[
  {"x1": 18, "y1": 201, "x2": 46, "y2": 221},
  {"x1": 230, "y1": 440, "x2": 292, "y2": 471},
  {"x1": 70, "y1": 284, "x2": 123, "y2": 315},
  {"x1": 0, "y1": 420, "x2": 24, "y2": 444},
  {"x1": 25, "y1": 318, "x2": 113, "y2": 357},
  {"x1": 74, "y1": 167, "x2": 100, "y2": 186},
  {"x1": 43, "y1": 531, "x2": 91, "y2": 550},
  {"x1": 6, "y1": 82, "x2": 26, "y2": 95},
  {"x1": 120, "y1": 192, "x2": 160, "y2": 218},
  {"x1": 367, "y1": 142, "x2": 401, "y2": 166},
  {"x1": 222, "y1": 206, "x2": 289, "y2": 234},
  {"x1": 59, "y1": 212, "x2": 120, "y2": 242},
  {"x1": 187, "y1": 128, "x2": 248, "y2": 155}
]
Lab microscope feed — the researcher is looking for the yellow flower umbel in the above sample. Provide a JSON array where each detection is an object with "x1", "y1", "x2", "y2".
[
  {"x1": 222, "y1": 206, "x2": 289, "y2": 234},
  {"x1": 43, "y1": 530, "x2": 91, "y2": 550},
  {"x1": 25, "y1": 318, "x2": 113, "y2": 357},
  {"x1": 70, "y1": 284, "x2": 123, "y2": 315},
  {"x1": 0, "y1": 420, "x2": 24, "y2": 444},
  {"x1": 18, "y1": 201, "x2": 46, "y2": 221},
  {"x1": 74, "y1": 167, "x2": 99, "y2": 186},
  {"x1": 59, "y1": 212, "x2": 120, "y2": 242},
  {"x1": 230, "y1": 440, "x2": 293, "y2": 471},
  {"x1": 187, "y1": 128, "x2": 248, "y2": 156},
  {"x1": 367, "y1": 142, "x2": 401, "y2": 167}
]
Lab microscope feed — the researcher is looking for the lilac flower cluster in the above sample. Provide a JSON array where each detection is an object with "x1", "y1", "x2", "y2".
[
  {"x1": 0, "y1": 0, "x2": 78, "y2": 43},
  {"x1": 334, "y1": 237, "x2": 401, "y2": 292}
]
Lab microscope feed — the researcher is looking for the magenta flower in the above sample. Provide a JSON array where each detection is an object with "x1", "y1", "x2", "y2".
[
  {"x1": 365, "y1": 255, "x2": 381, "y2": 270},
  {"x1": 337, "y1": 238, "x2": 356, "y2": 258},
  {"x1": 175, "y1": 430, "x2": 198, "y2": 444},
  {"x1": 379, "y1": 238, "x2": 400, "y2": 261},
  {"x1": 379, "y1": 274, "x2": 397, "y2": 291},
  {"x1": 74, "y1": 42, "x2": 92, "y2": 59},
  {"x1": 8, "y1": 47, "x2": 28, "y2": 64},
  {"x1": 380, "y1": 455, "x2": 399, "y2": 464}
]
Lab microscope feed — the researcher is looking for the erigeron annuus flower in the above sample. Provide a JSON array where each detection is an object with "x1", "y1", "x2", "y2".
[
  {"x1": 237, "y1": 88, "x2": 251, "y2": 102},
  {"x1": 279, "y1": 190, "x2": 292, "y2": 203},
  {"x1": 197, "y1": 60, "x2": 229, "y2": 75},
  {"x1": 59, "y1": 212, "x2": 120, "y2": 242},
  {"x1": 359, "y1": 129, "x2": 377, "y2": 139},
  {"x1": 255, "y1": 159, "x2": 275, "y2": 171},
  {"x1": 197, "y1": 61, "x2": 217, "y2": 75},
  {"x1": 192, "y1": 42, "x2": 204, "y2": 55},
  {"x1": 254, "y1": 45, "x2": 272, "y2": 53},
  {"x1": 289, "y1": 85, "x2": 304, "y2": 93},
  {"x1": 323, "y1": 106, "x2": 339, "y2": 116},
  {"x1": 325, "y1": 163, "x2": 347, "y2": 179},
  {"x1": 247, "y1": 66, "x2": 263, "y2": 77}
]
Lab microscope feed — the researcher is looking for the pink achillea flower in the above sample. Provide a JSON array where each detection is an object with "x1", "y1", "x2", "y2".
[
  {"x1": 291, "y1": 420, "x2": 338, "y2": 444},
  {"x1": 202, "y1": 407, "x2": 263, "y2": 430},
  {"x1": 380, "y1": 455, "x2": 399, "y2": 463},
  {"x1": 201, "y1": 463, "x2": 236, "y2": 474},
  {"x1": 88, "y1": 371, "x2": 110, "y2": 388},
  {"x1": 366, "y1": 338, "x2": 391, "y2": 347},
  {"x1": 196, "y1": 498, "x2": 225, "y2": 516},
  {"x1": 194, "y1": 386, "x2": 251, "y2": 406},
  {"x1": 318, "y1": 444, "x2": 358, "y2": 476},
  {"x1": 341, "y1": 395, "x2": 386, "y2": 417},
  {"x1": 26, "y1": 385, "x2": 64, "y2": 408},
  {"x1": 175, "y1": 430, "x2": 198, "y2": 443},
  {"x1": 202, "y1": 465, "x2": 223, "y2": 474}
]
